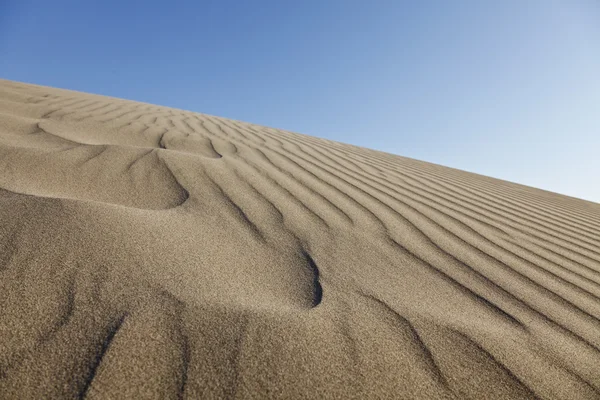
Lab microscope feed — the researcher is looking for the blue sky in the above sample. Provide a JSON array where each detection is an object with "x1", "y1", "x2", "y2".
[{"x1": 1, "y1": 1, "x2": 599, "y2": 202}]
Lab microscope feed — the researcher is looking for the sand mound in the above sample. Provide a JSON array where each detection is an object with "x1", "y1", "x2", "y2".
[{"x1": 1, "y1": 79, "x2": 599, "y2": 399}]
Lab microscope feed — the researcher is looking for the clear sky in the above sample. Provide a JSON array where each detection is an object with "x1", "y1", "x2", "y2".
[{"x1": 1, "y1": 1, "x2": 599, "y2": 203}]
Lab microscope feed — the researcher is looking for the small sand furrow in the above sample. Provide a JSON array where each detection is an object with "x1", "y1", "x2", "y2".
[
  {"x1": 400, "y1": 164, "x2": 600, "y2": 239},
  {"x1": 389, "y1": 235, "x2": 531, "y2": 330},
  {"x1": 81, "y1": 145, "x2": 109, "y2": 166},
  {"x1": 199, "y1": 118, "x2": 228, "y2": 138},
  {"x1": 206, "y1": 137, "x2": 223, "y2": 158},
  {"x1": 79, "y1": 314, "x2": 127, "y2": 399},
  {"x1": 327, "y1": 148, "x2": 600, "y2": 268},
  {"x1": 206, "y1": 116, "x2": 251, "y2": 143},
  {"x1": 0, "y1": 272, "x2": 76, "y2": 379},
  {"x1": 283, "y1": 134, "x2": 600, "y2": 256},
  {"x1": 125, "y1": 148, "x2": 155, "y2": 171},
  {"x1": 260, "y1": 141, "x2": 389, "y2": 232},
  {"x1": 342, "y1": 196, "x2": 600, "y2": 357},
  {"x1": 336, "y1": 302, "x2": 362, "y2": 386},
  {"x1": 390, "y1": 220, "x2": 600, "y2": 350},
  {"x1": 185, "y1": 118, "x2": 218, "y2": 138},
  {"x1": 97, "y1": 107, "x2": 141, "y2": 124},
  {"x1": 502, "y1": 236, "x2": 600, "y2": 284},
  {"x1": 68, "y1": 100, "x2": 106, "y2": 114},
  {"x1": 156, "y1": 127, "x2": 169, "y2": 148},
  {"x1": 332, "y1": 143, "x2": 600, "y2": 240},
  {"x1": 224, "y1": 119, "x2": 269, "y2": 145},
  {"x1": 41, "y1": 96, "x2": 88, "y2": 112},
  {"x1": 230, "y1": 167, "x2": 285, "y2": 224},
  {"x1": 359, "y1": 293, "x2": 454, "y2": 392},
  {"x1": 64, "y1": 101, "x2": 120, "y2": 122},
  {"x1": 496, "y1": 236, "x2": 600, "y2": 295},
  {"x1": 303, "y1": 252, "x2": 323, "y2": 307},
  {"x1": 92, "y1": 105, "x2": 133, "y2": 123},
  {"x1": 228, "y1": 314, "x2": 249, "y2": 400},
  {"x1": 374, "y1": 182, "x2": 600, "y2": 332},
  {"x1": 403, "y1": 160, "x2": 600, "y2": 227},
  {"x1": 399, "y1": 162, "x2": 600, "y2": 237},
  {"x1": 449, "y1": 325, "x2": 600, "y2": 399},
  {"x1": 225, "y1": 122, "x2": 266, "y2": 145},
  {"x1": 334, "y1": 145, "x2": 600, "y2": 227},
  {"x1": 171, "y1": 116, "x2": 195, "y2": 134},
  {"x1": 35, "y1": 274, "x2": 77, "y2": 347},
  {"x1": 437, "y1": 326, "x2": 541, "y2": 399},
  {"x1": 181, "y1": 118, "x2": 198, "y2": 135},
  {"x1": 156, "y1": 155, "x2": 190, "y2": 205},
  {"x1": 347, "y1": 163, "x2": 600, "y2": 280},
  {"x1": 202, "y1": 170, "x2": 267, "y2": 244},
  {"x1": 236, "y1": 146, "x2": 341, "y2": 227},
  {"x1": 252, "y1": 147, "x2": 354, "y2": 226},
  {"x1": 227, "y1": 152, "x2": 331, "y2": 231},
  {"x1": 354, "y1": 169, "x2": 600, "y2": 296},
  {"x1": 60, "y1": 97, "x2": 100, "y2": 111},
  {"x1": 39, "y1": 108, "x2": 62, "y2": 119}
]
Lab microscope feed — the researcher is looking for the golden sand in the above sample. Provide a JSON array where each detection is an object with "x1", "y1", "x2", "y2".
[{"x1": 1, "y1": 79, "x2": 599, "y2": 399}]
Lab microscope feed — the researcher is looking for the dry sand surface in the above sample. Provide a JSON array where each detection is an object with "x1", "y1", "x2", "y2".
[{"x1": 0, "y1": 78, "x2": 599, "y2": 399}]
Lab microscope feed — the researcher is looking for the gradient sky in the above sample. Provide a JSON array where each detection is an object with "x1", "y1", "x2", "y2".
[{"x1": 1, "y1": 1, "x2": 599, "y2": 202}]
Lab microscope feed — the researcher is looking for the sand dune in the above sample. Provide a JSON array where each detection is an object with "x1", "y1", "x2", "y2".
[{"x1": 0, "y1": 78, "x2": 599, "y2": 399}]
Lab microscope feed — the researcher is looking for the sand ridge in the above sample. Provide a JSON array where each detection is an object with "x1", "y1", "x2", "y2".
[{"x1": 0, "y1": 78, "x2": 599, "y2": 399}]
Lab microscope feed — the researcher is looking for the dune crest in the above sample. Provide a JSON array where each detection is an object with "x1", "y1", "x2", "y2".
[{"x1": 1, "y1": 79, "x2": 599, "y2": 399}]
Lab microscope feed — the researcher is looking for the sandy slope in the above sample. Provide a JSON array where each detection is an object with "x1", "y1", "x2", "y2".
[{"x1": 0, "y1": 79, "x2": 599, "y2": 400}]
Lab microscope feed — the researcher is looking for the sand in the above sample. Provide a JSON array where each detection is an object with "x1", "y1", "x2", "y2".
[{"x1": 0, "y1": 78, "x2": 599, "y2": 399}]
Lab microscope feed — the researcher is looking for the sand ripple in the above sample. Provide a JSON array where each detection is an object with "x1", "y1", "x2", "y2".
[{"x1": 1, "y1": 79, "x2": 599, "y2": 399}]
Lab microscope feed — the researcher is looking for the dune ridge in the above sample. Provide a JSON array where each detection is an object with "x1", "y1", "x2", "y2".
[{"x1": 0, "y1": 78, "x2": 599, "y2": 399}]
